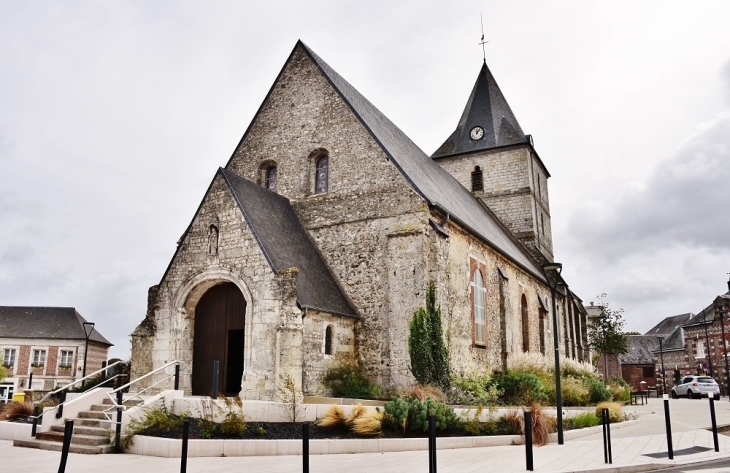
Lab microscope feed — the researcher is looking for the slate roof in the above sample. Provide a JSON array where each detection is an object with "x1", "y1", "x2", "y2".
[
  {"x1": 299, "y1": 43, "x2": 546, "y2": 282},
  {"x1": 220, "y1": 168, "x2": 356, "y2": 317},
  {"x1": 432, "y1": 62, "x2": 528, "y2": 158},
  {"x1": 644, "y1": 313, "x2": 693, "y2": 337},
  {"x1": 619, "y1": 335, "x2": 659, "y2": 364},
  {"x1": 0, "y1": 307, "x2": 113, "y2": 346}
]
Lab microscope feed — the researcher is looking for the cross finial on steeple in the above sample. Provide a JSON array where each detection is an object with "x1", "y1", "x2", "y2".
[{"x1": 479, "y1": 13, "x2": 488, "y2": 63}]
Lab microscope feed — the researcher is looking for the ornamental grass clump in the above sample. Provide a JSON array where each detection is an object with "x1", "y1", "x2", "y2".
[
  {"x1": 350, "y1": 409, "x2": 384, "y2": 436},
  {"x1": 318, "y1": 405, "x2": 346, "y2": 428},
  {"x1": 596, "y1": 401, "x2": 623, "y2": 423}
]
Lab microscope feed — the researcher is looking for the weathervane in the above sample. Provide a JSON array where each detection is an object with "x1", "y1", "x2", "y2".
[{"x1": 479, "y1": 13, "x2": 488, "y2": 62}]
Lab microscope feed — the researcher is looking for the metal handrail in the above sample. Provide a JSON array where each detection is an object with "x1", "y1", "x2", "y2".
[
  {"x1": 103, "y1": 360, "x2": 183, "y2": 419},
  {"x1": 32, "y1": 360, "x2": 125, "y2": 407}
]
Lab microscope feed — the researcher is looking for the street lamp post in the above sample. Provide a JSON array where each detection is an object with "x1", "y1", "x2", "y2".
[
  {"x1": 542, "y1": 262, "x2": 564, "y2": 445},
  {"x1": 81, "y1": 322, "x2": 95, "y2": 388},
  {"x1": 658, "y1": 336, "x2": 666, "y2": 395},
  {"x1": 717, "y1": 302, "x2": 730, "y2": 400},
  {"x1": 703, "y1": 316, "x2": 714, "y2": 377}
]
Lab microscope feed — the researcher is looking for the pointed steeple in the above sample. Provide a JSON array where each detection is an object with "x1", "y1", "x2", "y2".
[{"x1": 432, "y1": 62, "x2": 527, "y2": 158}]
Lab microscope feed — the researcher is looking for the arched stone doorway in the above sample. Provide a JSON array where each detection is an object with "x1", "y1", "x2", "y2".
[{"x1": 192, "y1": 282, "x2": 246, "y2": 396}]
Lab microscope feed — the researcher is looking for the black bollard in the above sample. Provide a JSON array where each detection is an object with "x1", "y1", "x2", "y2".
[
  {"x1": 115, "y1": 390, "x2": 123, "y2": 452},
  {"x1": 28, "y1": 373, "x2": 33, "y2": 390},
  {"x1": 57, "y1": 419, "x2": 74, "y2": 473},
  {"x1": 212, "y1": 360, "x2": 219, "y2": 399},
  {"x1": 525, "y1": 411, "x2": 533, "y2": 471},
  {"x1": 303, "y1": 422, "x2": 310, "y2": 473},
  {"x1": 174, "y1": 363, "x2": 180, "y2": 390},
  {"x1": 604, "y1": 408, "x2": 612, "y2": 464},
  {"x1": 602, "y1": 409, "x2": 608, "y2": 464},
  {"x1": 101, "y1": 361, "x2": 107, "y2": 382},
  {"x1": 31, "y1": 405, "x2": 40, "y2": 437},
  {"x1": 710, "y1": 396, "x2": 719, "y2": 452},
  {"x1": 56, "y1": 391, "x2": 66, "y2": 419},
  {"x1": 180, "y1": 419, "x2": 189, "y2": 473},
  {"x1": 428, "y1": 415, "x2": 437, "y2": 473},
  {"x1": 663, "y1": 394, "x2": 674, "y2": 460}
]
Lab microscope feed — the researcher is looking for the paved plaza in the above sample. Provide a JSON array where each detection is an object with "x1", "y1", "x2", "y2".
[{"x1": 6, "y1": 397, "x2": 730, "y2": 472}]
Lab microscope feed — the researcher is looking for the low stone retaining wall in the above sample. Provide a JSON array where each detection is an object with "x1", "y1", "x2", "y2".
[
  {"x1": 124, "y1": 420, "x2": 638, "y2": 458},
  {"x1": 0, "y1": 421, "x2": 32, "y2": 440}
]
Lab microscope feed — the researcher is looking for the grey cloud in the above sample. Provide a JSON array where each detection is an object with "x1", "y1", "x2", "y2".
[
  {"x1": 567, "y1": 112, "x2": 730, "y2": 262},
  {"x1": 722, "y1": 58, "x2": 730, "y2": 104},
  {"x1": 0, "y1": 241, "x2": 34, "y2": 266}
]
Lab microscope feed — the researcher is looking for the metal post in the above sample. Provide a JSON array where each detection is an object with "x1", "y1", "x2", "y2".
[
  {"x1": 602, "y1": 409, "x2": 608, "y2": 463},
  {"x1": 174, "y1": 363, "x2": 180, "y2": 390},
  {"x1": 525, "y1": 411, "x2": 534, "y2": 471},
  {"x1": 56, "y1": 391, "x2": 66, "y2": 419},
  {"x1": 31, "y1": 405, "x2": 40, "y2": 437},
  {"x1": 81, "y1": 322, "x2": 95, "y2": 387},
  {"x1": 710, "y1": 396, "x2": 719, "y2": 452},
  {"x1": 429, "y1": 415, "x2": 437, "y2": 473},
  {"x1": 718, "y1": 305, "x2": 730, "y2": 401},
  {"x1": 28, "y1": 373, "x2": 33, "y2": 390},
  {"x1": 704, "y1": 317, "x2": 714, "y2": 377},
  {"x1": 212, "y1": 360, "x2": 219, "y2": 399},
  {"x1": 57, "y1": 419, "x2": 74, "y2": 473},
  {"x1": 101, "y1": 360, "x2": 107, "y2": 382},
  {"x1": 115, "y1": 390, "x2": 123, "y2": 452},
  {"x1": 663, "y1": 394, "x2": 673, "y2": 459},
  {"x1": 544, "y1": 263, "x2": 565, "y2": 445},
  {"x1": 604, "y1": 408, "x2": 612, "y2": 463},
  {"x1": 302, "y1": 423, "x2": 310, "y2": 473},
  {"x1": 180, "y1": 419, "x2": 189, "y2": 473}
]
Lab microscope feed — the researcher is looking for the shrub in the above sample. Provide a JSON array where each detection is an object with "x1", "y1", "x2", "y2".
[
  {"x1": 510, "y1": 352, "x2": 549, "y2": 374},
  {"x1": 3, "y1": 401, "x2": 33, "y2": 421},
  {"x1": 565, "y1": 412, "x2": 600, "y2": 430},
  {"x1": 493, "y1": 371, "x2": 546, "y2": 405},
  {"x1": 382, "y1": 397, "x2": 459, "y2": 432},
  {"x1": 596, "y1": 401, "x2": 623, "y2": 423},
  {"x1": 448, "y1": 372, "x2": 501, "y2": 406},
  {"x1": 318, "y1": 405, "x2": 346, "y2": 428},
  {"x1": 584, "y1": 377, "x2": 613, "y2": 404},
  {"x1": 218, "y1": 396, "x2": 246, "y2": 437},
  {"x1": 351, "y1": 409, "x2": 383, "y2": 436},
  {"x1": 122, "y1": 403, "x2": 186, "y2": 448},
  {"x1": 560, "y1": 377, "x2": 591, "y2": 406},
  {"x1": 607, "y1": 380, "x2": 630, "y2": 403},
  {"x1": 560, "y1": 357, "x2": 598, "y2": 378},
  {"x1": 323, "y1": 355, "x2": 380, "y2": 400},
  {"x1": 408, "y1": 283, "x2": 450, "y2": 390}
]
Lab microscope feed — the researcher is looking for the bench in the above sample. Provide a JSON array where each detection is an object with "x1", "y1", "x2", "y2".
[{"x1": 630, "y1": 391, "x2": 648, "y2": 405}]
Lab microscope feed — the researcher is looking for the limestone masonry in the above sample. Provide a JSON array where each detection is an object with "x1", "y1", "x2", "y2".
[{"x1": 130, "y1": 41, "x2": 588, "y2": 400}]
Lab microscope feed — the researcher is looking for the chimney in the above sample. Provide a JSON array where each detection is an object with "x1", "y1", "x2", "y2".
[{"x1": 727, "y1": 275, "x2": 730, "y2": 293}]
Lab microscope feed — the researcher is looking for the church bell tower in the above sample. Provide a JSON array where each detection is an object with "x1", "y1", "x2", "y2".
[{"x1": 431, "y1": 61, "x2": 554, "y2": 263}]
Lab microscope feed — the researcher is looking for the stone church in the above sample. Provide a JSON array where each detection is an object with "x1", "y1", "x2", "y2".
[{"x1": 130, "y1": 41, "x2": 589, "y2": 400}]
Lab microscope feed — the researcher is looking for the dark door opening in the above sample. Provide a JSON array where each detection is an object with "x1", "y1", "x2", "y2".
[{"x1": 192, "y1": 282, "x2": 246, "y2": 396}]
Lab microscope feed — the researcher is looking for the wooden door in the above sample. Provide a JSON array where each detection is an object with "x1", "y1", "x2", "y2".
[{"x1": 192, "y1": 282, "x2": 246, "y2": 396}]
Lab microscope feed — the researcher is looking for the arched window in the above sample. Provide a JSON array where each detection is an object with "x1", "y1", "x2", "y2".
[
  {"x1": 521, "y1": 295, "x2": 529, "y2": 352},
  {"x1": 315, "y1": 155, "x2": 329, "y2": 194},
  {"x1": 324, "y1": 325, "x2": 333, "y2": 355},
  {"x1": 265, "y1": 166, "x2": 278, "y2": 192},
  {"x1": 473, "y1": 269, "x2": 486, "y2": 346},
  {"x1": 471, "y1": 165, "x2": 483, "y2": 192}
]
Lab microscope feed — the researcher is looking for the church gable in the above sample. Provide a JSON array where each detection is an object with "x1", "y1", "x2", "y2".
[{"x1": 225, "y1": 42, "x2": 410, "y2": 202}]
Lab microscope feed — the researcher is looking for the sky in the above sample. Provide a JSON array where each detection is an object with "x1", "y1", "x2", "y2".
[{"x1": 1, "y1": 1, "x2": 729, "y2": 359}]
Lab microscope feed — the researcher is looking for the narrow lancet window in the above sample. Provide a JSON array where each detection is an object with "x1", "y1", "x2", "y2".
[
  {"x1": 315, "y1": 156, "x2": 329, "y2": 194},
  {"x1": 266, "y1": 166, "x2": 278, "y2": 192},
  {"x1": 471, "y1": 165, "x2": 483, "y2": 192},
  {"x1": 473, "y1": 269, "x2": 486, "y2": 346},
  {"x1": 324, "y1": 325, "x2": 333, "y2": 355}
]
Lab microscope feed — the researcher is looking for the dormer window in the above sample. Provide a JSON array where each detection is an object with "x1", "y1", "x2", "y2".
[{"x1": 315, "y1": 155, "x2": 329, "y2": 194}]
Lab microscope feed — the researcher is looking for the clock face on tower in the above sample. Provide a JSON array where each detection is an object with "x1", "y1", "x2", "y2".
[{"x1": 470, "y1": 126, "x2": 484, "y2": 141}]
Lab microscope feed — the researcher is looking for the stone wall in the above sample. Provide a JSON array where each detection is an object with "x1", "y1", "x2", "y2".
[
  {"x1": 301, "y1": 310, "x2": 355, "y2": 395},
  {"x1": 435, "y1": 145, "x2": 553, "y2": 262}
]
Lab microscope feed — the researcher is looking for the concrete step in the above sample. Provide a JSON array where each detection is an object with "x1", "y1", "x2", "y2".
[
  {"x1": 13, "y1": 438, "x2": 113, "y2": 454},
  {"x1": 102, "y1": 397, "x2": 142, "y2": 407},
  {"x1": 78, "y1": 410, "x2": 108, "y2": 420},
  {"x1": 36, "y1": 431, "x2": 109, "y2": 446},
  {"x1": 75, "y1": 418, "x2": 114, "y2": 429},
  {"x1": 51, "y1": 424, "x2": 109, "y2": 437},
  {"x1": 89, "y1": 404, "x2": 116, "y2": 412}
]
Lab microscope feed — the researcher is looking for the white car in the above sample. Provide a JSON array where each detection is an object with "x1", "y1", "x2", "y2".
[{"x1": 671, "y1": 376, "x2": 720, "y2": 399}]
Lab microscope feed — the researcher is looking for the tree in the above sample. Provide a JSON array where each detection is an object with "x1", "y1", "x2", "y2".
[
  {"x1": 408, "y1": 283, "x2": 450, "y2": 390},
  {"x1": 588, "y1": 300, "x2": 628, "y2": 384}
]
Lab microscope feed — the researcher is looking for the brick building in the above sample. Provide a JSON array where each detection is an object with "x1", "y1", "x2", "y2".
[
  {"x1": 596, "y1": 336, "x2": 661, "y2": 391},
  {"x1": 130, "y1": 42, "x2": 588, "y2": 400},
  {"x1": 0, "y1": 307, "x2": 113, "y2": 401}
]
